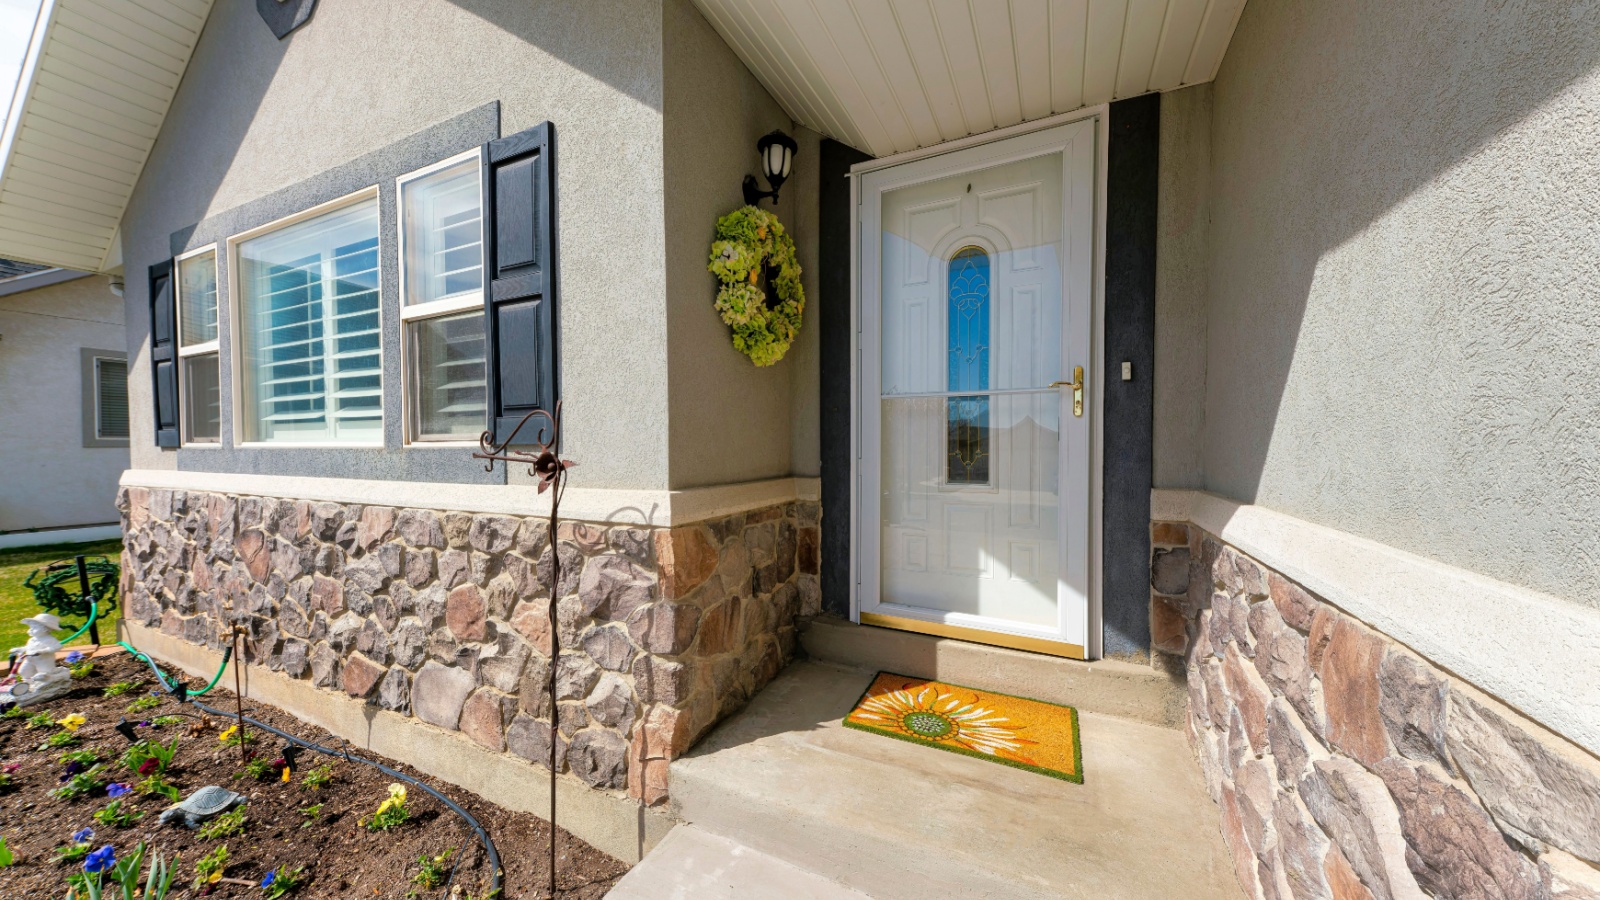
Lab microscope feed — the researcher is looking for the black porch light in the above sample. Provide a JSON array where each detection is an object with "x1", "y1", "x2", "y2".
[{"x1": 743, "y1": 129, "x2": 799, "y2": 207}]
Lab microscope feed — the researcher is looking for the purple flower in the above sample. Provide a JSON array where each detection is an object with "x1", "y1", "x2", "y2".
[
  {"x1": 105, "y1": 782, "x2": 131, "y2": 798},
  {"x1": 64, "y1": 761, "x2": 84, "y2": 776},
  {"x1": 260, "y1": 871, "x2": 276, "y2": 888},
  {"x1": 65, "y1": 651, "x2": 84, "y2": 664},
  {"x1": 83, "y1": 845, "x2": 116, "y2": 873},
  {"x1": 71, "y1": 827, "x2": 93, "y2": 843}
]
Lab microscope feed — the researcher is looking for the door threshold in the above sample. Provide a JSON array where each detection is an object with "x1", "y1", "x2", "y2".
[{"x1": 859, "y1": 612, "x2": 1086, "y2": 660}]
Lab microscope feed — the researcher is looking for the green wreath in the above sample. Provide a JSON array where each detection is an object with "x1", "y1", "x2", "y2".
[{"x1": 708, "y1": 205, "x2": 805, "y2": 367}]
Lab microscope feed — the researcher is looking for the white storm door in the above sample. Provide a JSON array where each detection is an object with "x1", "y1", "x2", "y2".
[{"x1": 858, "y1": 120, "x2": 1097, "y2": 659}]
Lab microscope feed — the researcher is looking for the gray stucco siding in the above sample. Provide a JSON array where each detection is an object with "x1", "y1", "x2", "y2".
[
  {"x1": 1203, "y1": 0, "x2": 1600, "y2": 611},
  {"x1": 1153, "y1": 84, "x2": 1209, "y2": 491},
  {"x1": 0, "y1": 276, "x2": 128, "y2": 531},
  {"x1": 122, "y1": 0, "x2": 670, "y2": 489},
  {"x1": 661, "y1": 0, "x2": 817, "y2": 490}
]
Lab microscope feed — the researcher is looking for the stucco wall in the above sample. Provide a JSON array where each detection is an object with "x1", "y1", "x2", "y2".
[
  {"x1": 1203, "y1": 0, "x2": 1600, "y2": 611},
  {"x1": 660, "y1": 0, "x2": 818, "y2": 489},
  {"x1": 122, "y1": 0, "x2": 670, "y2": 488},
  {"x1": 1153, "y1": 84, "x2": 1209, "y2": 491},
  {"x1": 0, "y1": 275, "x2": 128, "y2": 531}
]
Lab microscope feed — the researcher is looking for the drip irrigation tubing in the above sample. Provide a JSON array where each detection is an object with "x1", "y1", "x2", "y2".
[{"x1": 118, "y1": 638, "x2": 504, "y2": 898}]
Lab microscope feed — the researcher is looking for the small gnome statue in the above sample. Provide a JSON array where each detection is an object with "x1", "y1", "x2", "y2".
[{"x1": 4, "y1": 613, "x2": 73, "y2": 706}]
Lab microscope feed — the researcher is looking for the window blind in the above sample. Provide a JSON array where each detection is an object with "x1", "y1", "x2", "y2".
[
  {"x1": 238, "y1": 199, "x2": 383, "y2": 444},
  {"x1": 96, "y1": 358, "x2": 129, "y2": 440},
  {"x1": 178, "y1": 251, "x2": 218, "y2": 346}
]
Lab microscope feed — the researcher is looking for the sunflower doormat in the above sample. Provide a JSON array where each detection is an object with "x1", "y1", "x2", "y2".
[{"x1": 843, "y1": 672, "x2": 1083, "y2": 783}]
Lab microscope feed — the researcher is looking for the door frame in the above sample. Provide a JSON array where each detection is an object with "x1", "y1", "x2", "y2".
[{"x1": 850, "y1": 106, "x2": 1109, "y2": 661}]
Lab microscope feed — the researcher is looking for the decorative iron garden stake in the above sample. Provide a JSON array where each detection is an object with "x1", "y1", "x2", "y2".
[
  {"x1": 231, "y1": 624, "x2": 246, "y2": 764},
  {"x1": 474, "y1": 402, "x2": 576, "y2": 899}
]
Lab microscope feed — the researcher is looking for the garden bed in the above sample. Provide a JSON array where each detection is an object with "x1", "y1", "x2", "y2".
[{"x1": 0, "y1": 650, "x2": 628, "y2": 898}]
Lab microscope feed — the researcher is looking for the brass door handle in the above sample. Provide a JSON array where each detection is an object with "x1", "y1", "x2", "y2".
[{"x1": 1049, "y1": 366, "x2": 1084, "y2": 417}]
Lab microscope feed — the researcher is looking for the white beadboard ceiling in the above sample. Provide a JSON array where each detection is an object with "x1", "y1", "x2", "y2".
[
  {"x1": 0, "y1": 0, "x2": 214, "y2": 273},
  {"x1": 691, "y1": 0, "x2": 1246, "y2": 158}
]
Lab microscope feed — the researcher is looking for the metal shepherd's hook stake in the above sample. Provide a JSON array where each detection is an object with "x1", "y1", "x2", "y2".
[{"x1": 473, "y1": 401, "x2": 576, "y2": 899}]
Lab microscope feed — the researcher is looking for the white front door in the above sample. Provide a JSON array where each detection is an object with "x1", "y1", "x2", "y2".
[{"x1": 857, "y1": 120, "x2": 1099, "y2": 659}]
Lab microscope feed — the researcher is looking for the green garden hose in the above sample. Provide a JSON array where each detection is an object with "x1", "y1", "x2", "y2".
[{"x1": 59, "y1": 600, "x2": 98, "y2": 645}]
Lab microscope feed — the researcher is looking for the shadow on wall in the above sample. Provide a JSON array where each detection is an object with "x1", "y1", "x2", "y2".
[
  {"x1": 1204, "y1": 0, "x2": 1600, "y2": 509},
  {"x1": 440, "y1": 0, "x2": 662, "y2": 109}
]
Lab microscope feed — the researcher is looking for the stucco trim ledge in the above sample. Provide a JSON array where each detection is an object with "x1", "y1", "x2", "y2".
[
  {"x1": 1152, "y1": 489, "x2": 1600, "y2": 756},
  {"x1": 119, "y1": 469, "x2": 819, "y2": 527}
]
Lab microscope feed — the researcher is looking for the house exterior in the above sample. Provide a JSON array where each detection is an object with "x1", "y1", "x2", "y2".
[
  {"x1": 2, "y1": 0, "x2": 1598, "y2": 896},
  {"x1": 0, "y1": 261, "x2": 128, "y2": 547}
]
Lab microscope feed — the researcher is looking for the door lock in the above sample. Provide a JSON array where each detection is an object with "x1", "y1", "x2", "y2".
[{"x1": 1049, "y1": 366, "x2": 1084, "y2": 417}]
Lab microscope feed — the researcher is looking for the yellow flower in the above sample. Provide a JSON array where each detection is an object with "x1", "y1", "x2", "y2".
[
  {"x1": 281, "y1": 766, "x2": 291, "y2": 783},
  {"x1": 208, "y1": 870, "x2": 222, "y2": 883},
  {"x1": 57, "y1": 713, "x2": 86, "y2": 732},
  {"x1": 374, "y1": 783, "x2": 407, "y2": 815},
  {"x1": 217, "y1": 725, "x2": 237, "y2": 744}
]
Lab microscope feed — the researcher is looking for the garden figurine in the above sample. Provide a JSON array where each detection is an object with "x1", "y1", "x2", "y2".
[
  {"x1": 158, "y1": 785, "x2": 246, "y2": 830},
  {"x1": 1, "y1": 614, "x2": 73, "y2": 707}
]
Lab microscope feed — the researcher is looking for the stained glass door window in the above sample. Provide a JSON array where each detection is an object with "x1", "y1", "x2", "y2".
[{"x1": 946, "y1": 246, "x2": 991, "y2": 484}]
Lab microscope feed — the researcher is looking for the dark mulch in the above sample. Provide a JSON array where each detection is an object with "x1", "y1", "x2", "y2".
[{"x1": 0, "y1": 651, "x2": 629, "y2": 899}]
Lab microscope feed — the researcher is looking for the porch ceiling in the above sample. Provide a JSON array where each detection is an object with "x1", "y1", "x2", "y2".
[
  {"x1": 0, "y1": 0, "x2": 215, "y2": 273},
  {"x1": 690, "y1": 0, "x2": 1246, "y2": 158}
]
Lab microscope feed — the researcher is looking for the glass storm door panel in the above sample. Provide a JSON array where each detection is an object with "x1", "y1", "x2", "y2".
[{"x1": 859, "y1": 120, "x2": 1097, "y2": 657}]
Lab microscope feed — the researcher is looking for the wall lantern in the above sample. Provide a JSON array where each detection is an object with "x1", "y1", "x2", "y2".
[{"x1": 742, "y1": 130, "x2": 799, "y2": 207}]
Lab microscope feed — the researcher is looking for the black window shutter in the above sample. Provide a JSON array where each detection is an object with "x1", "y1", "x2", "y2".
[
  {"x1": 148, "y1": 260, "x2": 180, "y2": 448},
  {"x1": 481, "y1": 122, "x2": 558, "y2": 445}
]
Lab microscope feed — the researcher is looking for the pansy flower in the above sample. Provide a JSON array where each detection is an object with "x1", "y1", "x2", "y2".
[
  {"x1": 260, "y1": 871, "x2": 276, "y2": 888},
  {"x1": 57, "y1": 713, "x2": 86, "y2": 732},
  {"x1": 105, "y1": 782, "x2": 131, "y2": 798},
  {"x1": 64, "y1": 761, "x2": 84, "y2": 776},
  {"x1": 138, "y1": 758, "x2": 159, "y2": 776},
  {"x1": 71, "y1": 827, "x2": 93, "y2": 843},
  {"x1": 64, "y1": 651, "x2": 84, "y2": 665},
  {"x1": 83, "y1": 845, "x2": 116, "y2": 873}
]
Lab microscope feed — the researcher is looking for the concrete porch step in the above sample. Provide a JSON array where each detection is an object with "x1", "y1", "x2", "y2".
[
  {"x1": 800, "y1": 616, "x2": 1189, "y2": 729},
  {"x1": 667, "y1": 660, "x2": 1242, "y2": 900},
  {"x1": 606, "y1": 824, "x2": 873, "y2": 899}
]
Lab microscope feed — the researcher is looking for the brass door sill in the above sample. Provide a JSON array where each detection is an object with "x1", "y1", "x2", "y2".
[{"x1": 859, "y1": 612, "x2": 1086, "y2": 660}]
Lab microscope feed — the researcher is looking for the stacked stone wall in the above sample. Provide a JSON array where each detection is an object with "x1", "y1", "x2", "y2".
[
  {"x1": 117, "y1": 486, "x2": 820, "y2": 807},
  {"x1": 1152, "y1": 521, "x2": 1600, "y2": 900}
]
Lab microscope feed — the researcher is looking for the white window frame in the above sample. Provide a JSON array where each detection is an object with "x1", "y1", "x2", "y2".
[
  {"x1": 396, "y1": 149, "x2": 485, "y2": 447},
  {"x1": 225, "y1": 186, "x2": 386, "y2": 449},
  {"x1": 174, "y1": 243, "x2": 221, "y2": 446}
]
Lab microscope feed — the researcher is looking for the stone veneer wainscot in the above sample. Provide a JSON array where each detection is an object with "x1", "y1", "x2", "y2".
[
  {"x1": 1150, "y1": 521, "x2": 1600, "y2": 900},
  {"x1": 117, "y1": 486, "x2": 820, "y2": 807}
]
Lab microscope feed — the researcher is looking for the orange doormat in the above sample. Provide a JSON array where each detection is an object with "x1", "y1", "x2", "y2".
[{"x1": 843, "y1": 672, "x2": 1083, "y2": 783}]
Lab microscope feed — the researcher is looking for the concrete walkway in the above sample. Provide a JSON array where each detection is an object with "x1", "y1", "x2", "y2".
[{"x1": 648, "y1": 660, "x2": 1242, "y2": 900}]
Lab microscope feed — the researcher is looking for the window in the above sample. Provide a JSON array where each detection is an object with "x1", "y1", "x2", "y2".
[
  {"x1": 398, "y1": 153, "x2": 486, "y2": 442},
  {"x1": 176, "y1": 247, "x2": 221, "y2": 443},
  {"x1": 80, "y1": 349, "x2": 129, "y2": 448},
  {"x1": 946, "y1": 246, "x2": 990, "y2": 484},
  {"x1": 232, "y1": 193, "x2": 383, "y2": 445}
]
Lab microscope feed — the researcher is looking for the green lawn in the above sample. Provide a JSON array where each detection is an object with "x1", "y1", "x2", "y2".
[{"x1": 0, "y1": 538, "x2": 124, "y2": 655}]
